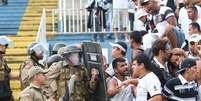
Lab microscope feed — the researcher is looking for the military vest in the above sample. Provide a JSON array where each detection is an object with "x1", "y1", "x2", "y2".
[
  {"x1": 56, "y1": 65, "x2": 89, "y2": 101},
  {"x1": 0, "y1": 57, "x2": 12, "y2": 98}
]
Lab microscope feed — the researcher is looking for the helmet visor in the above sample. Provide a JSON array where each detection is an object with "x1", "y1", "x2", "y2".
[
  {"x1": 31, "y1": 44, "x2": 45, "y2": 54},
  {"x1": 68, "y1": 53, "x2": 81, "y2": 66}
]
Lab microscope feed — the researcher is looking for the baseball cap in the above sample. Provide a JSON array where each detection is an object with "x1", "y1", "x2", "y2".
[
  {"x1": 177, "y1": 58, "x2": 196, "y2": 73},
  {"x1": 189, "y1": 34, "x2": 201, "y2": 43},
  {"x1": 110, "y1": 41, "x2": 127, "y2": 52},
  {"x1": 140, "y1": 0, "x2": 150, "y2": 5},
  {"x1": 28, "y1": 66, "x2": 47, "y2": 79},
  {"x1": 0, "y1": 36, "x2": 14, "y2": 48},
  {"x1": 135, "y1": 9, "x2": 147, "y2": 20}
]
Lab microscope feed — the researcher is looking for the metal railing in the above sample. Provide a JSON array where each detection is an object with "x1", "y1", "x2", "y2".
[{"x1": 37, "y1": 0, "x2": 132, "y2": 35}]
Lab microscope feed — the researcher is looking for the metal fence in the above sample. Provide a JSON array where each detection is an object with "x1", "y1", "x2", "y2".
[{"x1": 38, "y1": 0, "x2": 132, "y2": 34}]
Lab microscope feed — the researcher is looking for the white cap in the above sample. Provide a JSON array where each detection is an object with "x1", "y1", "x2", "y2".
[
  {"x1": 188, "y1": 34, "x2": 201, "y2": 43},
  {"x1": 165, "y1": 13, "x2": 175, "y2": 19},
  {"x1": 0, "y1": 36, "x2": 14, "y2": 48},
  {"x1": 109, "y1": 41, "x2": 127, "y2": 52},
  {"x1": 135, "y1": 9, "x2": 147, "y2": 20}
]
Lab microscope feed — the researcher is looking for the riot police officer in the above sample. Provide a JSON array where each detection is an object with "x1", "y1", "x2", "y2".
[
  {"x1": 46, "y1": 44, "x2": 99, "y2": 101},
  {"x1": 20, "y1": 42, "x2": 46, "y2": 90},
  {"x1": 51, "y1": 42, "x2": 67, "y2": 55},
  {"x1": 0, "y1": 36, "x2": 15, "y2": 101}
]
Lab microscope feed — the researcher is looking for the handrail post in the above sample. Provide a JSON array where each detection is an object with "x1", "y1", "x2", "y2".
[
  {"x1": 63, "y1": 0, "x2": 67, "y2": 32},
  {"x1": 58, "y1": 0, "x2": 63, "y2": 32}
]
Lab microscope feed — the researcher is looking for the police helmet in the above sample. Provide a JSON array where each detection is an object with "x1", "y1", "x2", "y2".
[
  {"x1": 52, "y1": 42, "x2": 67, "y2": 54},
  {"x1": 46, "y1": 54, "x2": 63, "y2": 68},
  {"x1": 27, "y1": 42, "x2": 45, "y2": 55},
  {"x1": 62, "y1": 44, "x2": 83, "y2": 66},
  {"x1": 62, "y1": 45, "x2": 82, "y2": 56},
  {"x1": 57, "y1": 47, "x2": 65, "y2": 55}
]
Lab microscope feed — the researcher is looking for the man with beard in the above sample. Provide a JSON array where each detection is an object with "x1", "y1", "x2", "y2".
[
  {"x1": 20, "y1": 42, "x2": 46, "y2": 90},
  {"x1": 107, "y1": 57, "x2": 134, "y2": 101},
  {"x1": 151, "y1": 38, "x2": 173, "y2": 87}
]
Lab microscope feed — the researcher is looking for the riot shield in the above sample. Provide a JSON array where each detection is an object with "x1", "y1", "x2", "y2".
[{"x1": 82, "y1": 42, "x2": 108, "y2": 101}]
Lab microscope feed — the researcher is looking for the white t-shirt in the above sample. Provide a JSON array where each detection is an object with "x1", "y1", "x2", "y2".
[
  {"x1": 142, "y1": 33, "x2": 159, "y2": 50},
  {"x1": 134, "y1": 20, "x2": 146, "y2": 31},
  {"x1": 113, "y1": 0, "x2": 128, "y2": 9},
  {"x1": 151, "y1": 6, "x2": 173, "y2": 37},
  {"x1": 136, "y1": 72, "x2": 162, "y2": 101},
  {"x1": 110, "y1": 77, "x2": 134, "y2": 101},
  {"x1": 178, "y1": 5, "x2": 201, "y2": 39}
]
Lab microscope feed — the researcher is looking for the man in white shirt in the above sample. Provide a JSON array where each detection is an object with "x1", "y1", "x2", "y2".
[
  {"x1": 189, "y1": 22, "x2": 201, "y2": 36},
  {"x1": 140, "y1": 0, "x2": 174, "y2": 37},
  {"x1": 178, "y1": 4, "x2": 201, "y2": 39},
  {"x1": 187, "y1": 6, "x2": 201, "y2": 31},
  {"x1": 187, "y1": 34, "x2": 201, "y2": 59},
  {"x1": 134, "y1": 9, "x2": 148, "y2": 31},
  {"x1": 132, "y1": 54, "x2": 162, "y2": 101}
]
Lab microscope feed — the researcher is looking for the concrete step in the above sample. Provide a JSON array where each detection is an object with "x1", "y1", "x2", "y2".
[
  {"x1": 6, "y1": 55, "x2": 28, "y2": 63},
  {"x1": 0, "y1": 29, "x2": 18, "y2": 35},
  {"x1": 9, "y1": 36, "x2": 36, "y2": 41},
  {"x1": 6, "y1": 50, "x2": 27, "y2": 57},
  {"x1": 17, "y1": 31, "x2": 37, "y2": 36},
  {"x1": 22, "y1": 17, "x2": 55, "y2": 21},
  {"x1": 0, "y1": 9, "x2": 25, "y2": 13},
  {"x1": 0, "y1": 21, "x2": 21, "y2": 25},
  {"x1": 26, "y1": 6, "x2": 57, "y2": 9},
  {"x1": 0, "y1": 17, "x2": 23, "y2": 21},
  {"x1": 7, "y1": 63, "x2": 21, "y2": 70},
  {"x1": 0, "y1": 7, "x2": 28, "y2": 10},
  {"x1": 0, "y1": 25, "x2": 19, "y2": 29},
  {"x1": 7, "y1": 39, "x2": 34, "y2": 47},
  {"x1": 10, "y1": 80, "x2": 20, "y2": 89}
]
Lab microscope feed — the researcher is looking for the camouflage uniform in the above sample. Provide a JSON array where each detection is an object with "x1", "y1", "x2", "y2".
[
  {"x1": 20, "y1": 57, "x2": 45, "y2": 90},
  {"x1": 0, "y1": 57, "x2": 13, "y2": 100},
  {"x1": 46, "y1": 44, "x2": 99, "y2": 101},
  {"x1": 46, "y1": 60, "x2": 96, "y2": 101},
  {"x1": 0, "y1": 36, "x2": 14, "y2": 101},
  {"x1": 19, "y1": 83, "x2": 46, "y2": 101}
]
